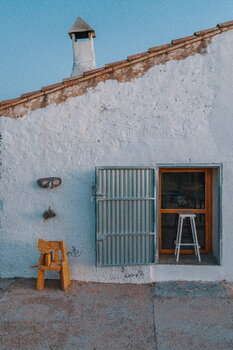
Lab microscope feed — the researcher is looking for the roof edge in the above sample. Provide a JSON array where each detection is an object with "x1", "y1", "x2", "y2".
[{"x1": 1, "y1": 20, "x2": 233, "y2": 114}]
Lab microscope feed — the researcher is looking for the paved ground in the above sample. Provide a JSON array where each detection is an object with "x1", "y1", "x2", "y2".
[{"x1": 0, "y1": 279, "x2": 233, "y2": 350}]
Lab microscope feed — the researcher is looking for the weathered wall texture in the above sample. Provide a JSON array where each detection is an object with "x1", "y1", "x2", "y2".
[{"x1": 1, "y1": 30, "x2": 233, "y2": 282}]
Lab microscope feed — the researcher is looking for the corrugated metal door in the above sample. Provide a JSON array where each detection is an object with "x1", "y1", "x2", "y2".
[{"x1": 96, "y1": 167, "x2": 155, "y2": 266}]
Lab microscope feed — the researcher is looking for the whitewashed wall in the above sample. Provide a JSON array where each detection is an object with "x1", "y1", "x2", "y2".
[{"x1": 1, "y1": 30, "x2": 233, "y2": 283}]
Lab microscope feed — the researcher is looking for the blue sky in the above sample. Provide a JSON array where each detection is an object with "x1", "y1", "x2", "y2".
[{"x1": 0, "y1": 0, "x2": 233, "y2": 101}]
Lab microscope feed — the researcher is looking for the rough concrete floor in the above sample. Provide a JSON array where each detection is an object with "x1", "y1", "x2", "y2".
[{"x1": 0, "y1": 279, "x2": 233, "y2": 350}]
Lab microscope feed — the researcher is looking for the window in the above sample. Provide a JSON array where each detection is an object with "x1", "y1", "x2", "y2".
[
  {"x1": 95, "y1": 165, "x2": 221, "y2": 266},
  {"x1": 158, "y1": 167, "x2": 220, "y2": 265}
]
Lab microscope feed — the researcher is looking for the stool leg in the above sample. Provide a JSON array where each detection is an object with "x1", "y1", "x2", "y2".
[
  {"x1": 175, "y1": 216, "x2": 181, "y2": 256},
  {"x1": 176, "y1": 217, "x2": 183, "y2": 262},
  {"x1": 191, "y1": 217, "x2": 201, "y2": 262},
  {"x1": 37, "y1": 269, "x2": 45, "y2": 290},
  {"x1": 190, "y1": 217, "x2": 198, "y2": 257}
]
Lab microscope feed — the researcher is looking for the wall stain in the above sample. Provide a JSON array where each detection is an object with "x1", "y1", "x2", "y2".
[
  {"x1": 121, "y1": 266, "x2": 145, "y2": 278},
  {"x1": 67, "y1": 246, "x2": 83, "y2": 258}
]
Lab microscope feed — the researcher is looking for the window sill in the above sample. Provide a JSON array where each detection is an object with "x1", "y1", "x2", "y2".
[{"x1": 158, "y1": 254, "x2": 219, "y2": 266}]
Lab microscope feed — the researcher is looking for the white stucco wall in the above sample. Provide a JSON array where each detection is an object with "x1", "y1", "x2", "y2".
[{"x1": 1, "y1": 30, "x2": 233, "y2": 283}]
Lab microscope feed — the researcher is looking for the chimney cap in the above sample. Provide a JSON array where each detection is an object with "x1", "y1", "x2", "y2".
[{"x1": 68, "y1": 17, "x2": 96, "y2": 39}]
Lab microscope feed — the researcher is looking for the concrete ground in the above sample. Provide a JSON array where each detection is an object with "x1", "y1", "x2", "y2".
[{"x1": 0, "y1": 279, "x2": 233, "y2": 350}]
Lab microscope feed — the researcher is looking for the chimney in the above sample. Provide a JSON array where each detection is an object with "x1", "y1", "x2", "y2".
[{"x1": 68, "y1": 17, "x2": 96, "y2": 77}]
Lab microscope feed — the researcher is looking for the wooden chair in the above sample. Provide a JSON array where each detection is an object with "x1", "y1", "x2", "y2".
[{"x1": 31, "y1": 239, "x2": 71, "y2": 291}]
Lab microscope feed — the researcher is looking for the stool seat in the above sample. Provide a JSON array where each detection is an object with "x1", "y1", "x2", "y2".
[
  {"x1": 174, "y1": 213, "x2": 201, "y2": 263},
  {"x1": 177, "y1": 212, "x2": 196, "y2": 217}
]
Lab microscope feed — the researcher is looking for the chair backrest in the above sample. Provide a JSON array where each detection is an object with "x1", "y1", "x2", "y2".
[{"x1": 37, "y1": 239, "x2": 67, "y2": 263}]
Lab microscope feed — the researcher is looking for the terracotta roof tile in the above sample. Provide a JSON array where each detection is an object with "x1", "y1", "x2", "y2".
[
  {"x1": 27, "y1": 91, "x2": 45, "y2": 100},
  {"x1": 105, "y1": 60, "x2": 128, "y2": 68},
  {"x1": 148, "y1": 44, "x2": 172, "y2": 52},
  {"x1": 41, "y1": 82, "x2": 63, "y2": 92},
  {"x1": 94, "y1": 67, "x2": 113, "y2": 76},
  {"x1": 78, "y1": 75, "x2": 99, "y2": 83},
  {"x1": 83, "y1": 67, "x2": 106, "y2": 75},
  {"x1": 127, "y1": 52, "x2": 149, "y2": 61},
  {"x1": 201, "y1": 29, "x2": 222, "y2": 38},
  {"x1": 113, "y1": 62, "x2": 132, "y2": 71},
  {"x1": 172, "y1": 35, "x2": 198, "y2": 45},
  {"x1": 0, "y1": 97, "x2": 27, "y2": 110},
  {"x1": 180, "y1": 36, "x2": 203, "y2": 44},
  {"x1": 219, "y1": 25, "x2": 233, "y2": 32},
  {"x1": 195, "y1": 27, "x2": 220, "y2": 36},
  {"x1": 43, "y1": 85, "x2": 64, "y2": 94},
  {"x1": 148, "y1": 48, "x2": 169, "y2": 57},
  {"x1": 0, "y1": 97, "x2": 22, "y2": 106},
  {"x1": 166, "y1": 42, "x2": 193, "y2": 51},
  {"x1": 21, "y1": 90, "x2": 41, "y2": 98},
  {"x1": 63, "y1": 78, "x2": 80, "y2": 88},
  {"x1": 218, "y1": 20, "x2": 233, "y2": 28},
  {"x1": 63, "y1": 75, "x2": 82, "y2": 82}
]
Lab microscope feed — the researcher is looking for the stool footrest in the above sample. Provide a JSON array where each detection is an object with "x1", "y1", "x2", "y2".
[{"x1": 175, "y1": 243, "x2": 200, "y2": 247}]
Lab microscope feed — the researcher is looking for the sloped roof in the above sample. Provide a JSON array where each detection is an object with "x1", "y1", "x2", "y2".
[
  {"x1": 1, "y1": 20, "x2": 233, "y2": 118},
  {"x1": 68, "y1": 17, "x2": 96, "y2": 38}
]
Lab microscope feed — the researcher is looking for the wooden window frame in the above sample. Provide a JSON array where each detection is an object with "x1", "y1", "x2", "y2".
[{"x1": 158, "y1": 167, "x2": 212, "y2": 254}]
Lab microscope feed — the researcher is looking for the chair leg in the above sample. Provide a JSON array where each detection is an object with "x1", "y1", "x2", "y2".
[
  {"x1": 60, "y1": 262, "x2": 71, "y2": 291},
  {"x1": 37, "y1": 269, "x2": 45, "y2": 290}
]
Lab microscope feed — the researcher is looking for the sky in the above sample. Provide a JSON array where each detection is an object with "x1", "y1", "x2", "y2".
[{"x1": 0, "y1": 0, "x2": 233, "y2": 101}]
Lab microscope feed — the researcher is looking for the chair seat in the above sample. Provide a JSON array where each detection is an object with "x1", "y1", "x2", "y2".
[{"x1": 38, "y1": 262, "x2": 62, "y2": 271}]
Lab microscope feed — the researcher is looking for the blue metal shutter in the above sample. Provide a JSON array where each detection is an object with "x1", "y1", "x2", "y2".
[{"x1": 96, "y1": 167, "x2": 155, "y2": 266}]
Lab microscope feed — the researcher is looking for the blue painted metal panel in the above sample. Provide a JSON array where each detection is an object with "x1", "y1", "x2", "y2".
[{"x1": 96, "y1": 168, "x2": 155, "y2": 266}]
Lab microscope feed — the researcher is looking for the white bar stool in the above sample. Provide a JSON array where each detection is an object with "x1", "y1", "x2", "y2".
[{"x1": 174, "y1": 213, "x2": 201, "y2": 263}]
